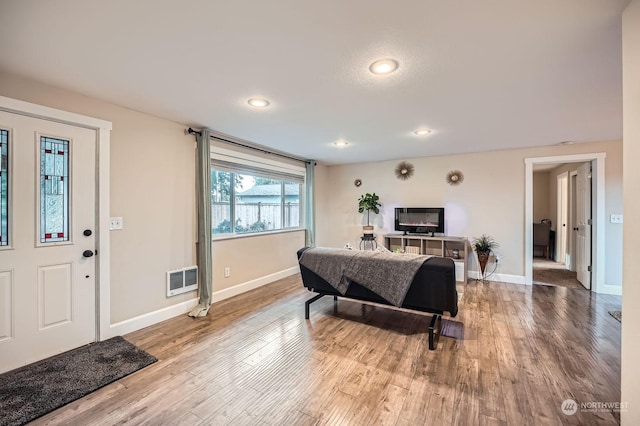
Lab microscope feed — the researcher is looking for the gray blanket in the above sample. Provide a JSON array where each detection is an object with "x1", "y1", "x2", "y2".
[{"x1": 298, "y1": 247, "x2": 432, "y2": 307}]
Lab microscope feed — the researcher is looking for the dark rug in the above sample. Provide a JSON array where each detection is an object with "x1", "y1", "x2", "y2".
[
  {"x1": 0, "y1": 336, "x2": 157, "y2": 426},
  {"x1": 609, "y1": 310, "x2": 622, "y2": 323},
  {"x1": 533, "y1": 266, "x2": 585, "y2": 289}
]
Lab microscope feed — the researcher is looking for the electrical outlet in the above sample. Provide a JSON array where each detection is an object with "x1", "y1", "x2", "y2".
[
  {"x1": 109, "y1": 217, "x2": 123, "y2": 230},
  {"x1": 610, "y1": 214, "x2": 623, "y2": 224},
  {"x1": 224, "y1": 267, "x2": 231, "y2": 278}
]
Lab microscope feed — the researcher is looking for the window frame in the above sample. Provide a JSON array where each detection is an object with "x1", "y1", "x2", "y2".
[
  {"x1": 0, "y1": 127, "x2": 12, "y2": 250},
  {"x1": 35, "y1": 133, "x2": 73, "y2": 247},
  {"x1": 210, "y1": 146, "x2": 305, "y2": 240}
]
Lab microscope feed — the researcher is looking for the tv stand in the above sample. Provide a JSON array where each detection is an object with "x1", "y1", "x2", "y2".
[{"x1": 384, "y1": 234, "x2": 470, "y2": 283}]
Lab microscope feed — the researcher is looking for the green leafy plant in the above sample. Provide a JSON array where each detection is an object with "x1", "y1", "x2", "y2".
[
  {"x1": 357, "y1": 193, "x2": 381, "y2": 226},
  {"x1": 472, "y1": 234, "x2": 498, "y2": 255}
]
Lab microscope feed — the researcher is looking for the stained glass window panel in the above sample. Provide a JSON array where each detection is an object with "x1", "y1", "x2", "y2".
[
  {"x1": 40, "y1": 136, "x2": 69, "y2": 243},
  {"x1": 0, "y1": 129, "x2": 8, "y2": 246}
]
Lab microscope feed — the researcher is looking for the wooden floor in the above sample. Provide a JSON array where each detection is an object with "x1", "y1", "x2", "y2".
[{"x1": 32, "y1": 276, "x2": 622, "y2": 425}]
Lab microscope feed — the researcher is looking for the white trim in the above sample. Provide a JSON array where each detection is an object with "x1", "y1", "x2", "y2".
[
  {"x1": 212, "y1": 227, "x2": 305, "y2": 242},
  {"x1": 107, "y1": 298, "x2": 199, "y2": 337},
  {"x1": 211, "y1": 146, "x2": 306, "y2": 176},
  {"x1": 0, "y1": 96, "x2": 112, "y2": 343},
  {"x1": 0, "y1": 96, "x2": 112, "y2": 131},
  {"x1": 468, "y1": 271, "x2": 526, "y2": 285},
  {"x1": 598, "y1": 284, "x2": 622, "y2": 296},
  {"x1": 524, "y1": 153, "x2": 606, "y2": 291},
  {"x1": 97, "y1": 128, "x2": 110, "y2": 340},
  {"x1": 212, "y1": 266, "x2": 299, "y2": 303}
]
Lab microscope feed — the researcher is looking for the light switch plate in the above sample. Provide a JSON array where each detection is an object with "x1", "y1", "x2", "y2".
[
  {"x1": 109, "y1": 217, "x2": 124, "y2": 230},
  {"x1": 610, "y1": 214, "x2": 623, "y2": 224}
]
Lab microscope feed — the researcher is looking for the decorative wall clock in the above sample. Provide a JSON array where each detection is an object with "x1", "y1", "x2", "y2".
[
  {"x1": 395, "y1": 161, "x2": 414, "y2": 181},
  {"x1": 446, "y1": 170, "x2": 464, "y2": 185}
]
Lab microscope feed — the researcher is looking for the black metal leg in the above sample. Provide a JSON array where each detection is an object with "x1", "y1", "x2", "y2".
[
  {"x1": 428, "y1": 314, "x2": 442, "y2": 350},
  {"x1": 333, "y1": 295, "x2": 338, "y2": 301},
  {"x1": 305, "y1": 294, "x2": 325, "y2": 319}
]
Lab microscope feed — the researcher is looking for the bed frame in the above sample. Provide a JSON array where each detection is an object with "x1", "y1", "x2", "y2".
[{"x1": 297, "y1": 247, "x2": 458, "y2": 350}]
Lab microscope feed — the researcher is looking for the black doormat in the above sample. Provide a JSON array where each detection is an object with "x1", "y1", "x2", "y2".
[{"x1": 0, "y1": 336, "x2": 157, "y2": 426}]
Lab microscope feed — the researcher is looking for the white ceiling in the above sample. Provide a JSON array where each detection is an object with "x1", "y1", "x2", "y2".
[{"x1": 0, "y1": 0, "x2": 629, "y2": 164}]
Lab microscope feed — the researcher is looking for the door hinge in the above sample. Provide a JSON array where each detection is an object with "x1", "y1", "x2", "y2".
[
  {"x1": 587, "y1": 219, "x2": 592, "y2": 225},
  {"x1": 587, "y1": 265, "x2": 592, "y2": 272}
]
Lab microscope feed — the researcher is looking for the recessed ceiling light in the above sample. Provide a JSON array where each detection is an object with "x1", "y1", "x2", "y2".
[
  {"x1": 247, "y1": 98, "x2": 270, "y2": 108},
  {"x1": 333, "y1": 140, "x2": 349, "y2": 148},
  {"x1": 369, "y1": 59, "x2": 399, "y2": 75},
  {"x1": 414, "y1": 129, "x2": 432, "y2": 136},
  {"x1": 558, "y1": 140, "x2": 574, "y2": 145}
]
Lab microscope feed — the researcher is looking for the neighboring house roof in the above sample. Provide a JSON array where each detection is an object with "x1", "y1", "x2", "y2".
[{"x1": 237, "y1": 184, "x2": 299, "y2": 197}]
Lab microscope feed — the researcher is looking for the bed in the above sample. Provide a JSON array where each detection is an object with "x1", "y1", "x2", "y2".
[{"x1": 297, "y1": 247, "x2": 458, "y2": 350}]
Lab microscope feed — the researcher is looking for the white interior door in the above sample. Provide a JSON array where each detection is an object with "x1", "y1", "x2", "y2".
[
  {"x1": 556, "y1": 173, "x2": 568, "y2": 265},
  {"x1": 576, "y1": 162, "x2": 592, "y2": 289},
  {"x1": 0, "y1": 111, "x2": 96, "y2": 374},
  {"x1": 569, "y1": 173, "x2": 578, "y2": 272}
]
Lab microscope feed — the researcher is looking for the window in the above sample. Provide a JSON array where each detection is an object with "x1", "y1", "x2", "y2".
[
  {"x1": 0, "y1": 129, "x2": 8, "y2": 246},
  {"x1": 211, "y1": 171, "x2": 302, "y2": 235},
  {"x1": 211, "y1": 147, "x2": 305, "y2": 237},
  {"x1": 39, "y1": 136, "x2": 70, "y2": 243}
]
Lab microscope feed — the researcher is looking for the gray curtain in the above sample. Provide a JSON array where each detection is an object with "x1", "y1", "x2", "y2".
[
  {"x1": 189, "y1": 129, "x2": 213, "y2": 317},
  {"x1": 305, "y1": 161, "x2": 316, "y2": 247}
]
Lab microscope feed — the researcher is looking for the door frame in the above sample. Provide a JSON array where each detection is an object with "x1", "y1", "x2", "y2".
[
  {"x1": 525, "y1": 153, "x2": 605, "y2": 292},
  {"x1": 0, "y1": 96, "x2": 112, "y2": 341},
  {"x1": 556, "y1": 172, "x2": 569, "y2": 265},
  {"x1": 569, "y1": 171, "x2": 578, "y2": 272}
]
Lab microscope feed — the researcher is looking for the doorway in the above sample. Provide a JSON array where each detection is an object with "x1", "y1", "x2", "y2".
[
  {"x1": 532, "y1": 166, "x2": 586, "y2": 289},
  {"x1": 525, "y1": 153, "x2": 605, "y2": 291}
]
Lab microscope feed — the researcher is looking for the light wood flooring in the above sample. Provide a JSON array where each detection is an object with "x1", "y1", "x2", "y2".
[{"x1": 31, "y1": 275, "x2": 622, "y2": 425}]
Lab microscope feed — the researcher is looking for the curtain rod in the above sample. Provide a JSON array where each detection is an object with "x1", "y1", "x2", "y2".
[{"x1": 187, "y1": 127, "x2": 312, "y2": 165}]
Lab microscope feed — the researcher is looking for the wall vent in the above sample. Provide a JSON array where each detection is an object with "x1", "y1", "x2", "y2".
[{"x1": 166, "y1": 266, "x2": 198, "y2": 297}]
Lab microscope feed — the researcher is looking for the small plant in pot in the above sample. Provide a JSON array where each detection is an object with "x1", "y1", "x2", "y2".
[
  {"x1": 472, "y1": 234, "x2": 498, "y2": 275},
  {"x1": 357, "y1": 193, "x2": 381, "y2": 235}
]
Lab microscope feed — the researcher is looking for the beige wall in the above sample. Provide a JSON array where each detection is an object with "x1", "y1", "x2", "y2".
[
  {"x1": 212, "y1": 231, "x2": 304, "y2": 291},
  {"x1": 315, "y1": 140, "x2": 622, "y2": 285},
  {"x1": 622, "y1": 0, "x2": 640, "y2": 422},
  {"x1": 0, "y1": 72, "x2": 303, "y2": 325},
  {"x1": 532, "y1": 172, "x2": 550, "y2": 222},
  {"x1": 314, "y1": 163, "x2": 332, "y2": 247}
]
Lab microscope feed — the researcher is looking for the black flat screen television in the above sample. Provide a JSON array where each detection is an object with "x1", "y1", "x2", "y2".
[{"x1": 395, "y1": 207, "x2": 445, "y2": 235}]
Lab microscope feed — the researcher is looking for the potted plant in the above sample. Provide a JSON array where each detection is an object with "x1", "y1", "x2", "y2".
[
  {"x1": 472, "y1": 234, "x2": 498, "y2": 275},
  {"x1": 358, "y1": 193, "x2": 381, "y2": 235}
]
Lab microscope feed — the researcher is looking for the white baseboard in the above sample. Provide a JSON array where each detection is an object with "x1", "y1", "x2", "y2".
[
  {"x1": 468, "y1": 271, "x2": 526, "y2": 285},
  {"x1": 211, "y1": 266, "x2": 299, "y2": 303},
  {"x1": 598, "y1": 284, "x2": 622, "y2": 296},
  {"x1": 106, "y1": 266, "x2": 300, "y2": 338},
  {"x1": 108, "y1": 297, "x2": 199, "y2": 338}
]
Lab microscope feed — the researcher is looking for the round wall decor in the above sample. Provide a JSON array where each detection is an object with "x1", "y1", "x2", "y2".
[
  {"x1": 446, "y1": 170, "x2": 464, "y2": 185},
  {"x1": 395, "y1": 161, "x2": 414, "y2": 181}
]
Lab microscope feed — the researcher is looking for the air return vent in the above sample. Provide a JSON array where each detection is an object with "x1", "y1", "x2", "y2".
[{"x1": 166, "y1": 266, "x2": 198, "y2": 297}]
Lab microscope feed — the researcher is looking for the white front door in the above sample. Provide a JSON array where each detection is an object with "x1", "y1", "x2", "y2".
[
  {"x1": 0, "y1": 111, "x2": 96, "y2": 374},
  {"x1": 576, "y1": 162, "x2": 592, "y2": 289}
]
